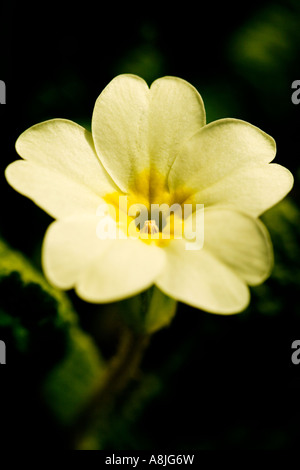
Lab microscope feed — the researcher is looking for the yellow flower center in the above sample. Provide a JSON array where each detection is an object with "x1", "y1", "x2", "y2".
[{"x1": 102, "y1": 167, "x2": 196, "y2": 246}]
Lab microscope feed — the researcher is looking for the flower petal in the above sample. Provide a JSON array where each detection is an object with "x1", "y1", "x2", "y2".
[
  {"x1": 42, "y1": 215, "x2": 108, "y2": 289},
  {"x1": 92, "y1": 75, "x2": 206, "y2": 193},
  {"x1": 156, "y1": 208, "x2": 273, "y2": 314},
  {"x1": 156, "y1": 241, "x2": 250, "y2": 314},
  {"x1": 168, "y1": 118, "x2": 276, "y2": 194},
  {"x1": 92, "y1": 75, "x2": 150, "y2": 193},
  {"x1": 77, "y1": 238, "x2": 165, "y2": 303},
  {"x1": 148, "y1": 76, "x2": 206, "y2": 176},
  {"x1": 6, "y1": 119, "x2": 117, "y2": 219},
  {"x1": 42, "y1": 215, "x2": 165, "y2": 302},
  {"x1": 203, "y1": 208, "x2": 273, "y2": 285},
  {"x1": 189, "y1": 163, "x2": 294, "y2": 217},
  {"x1": 6, "y1": 161, "x2": 105, "y2": 218}
]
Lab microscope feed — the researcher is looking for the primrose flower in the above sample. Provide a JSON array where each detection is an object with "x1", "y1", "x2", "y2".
[{"x1": 5, "y1": 75, "x2": 293, "y2": 314}]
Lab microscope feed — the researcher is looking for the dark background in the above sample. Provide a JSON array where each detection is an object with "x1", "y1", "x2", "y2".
[{"x1": 1, "y1": 0, "x2": 300, "y2": 450}]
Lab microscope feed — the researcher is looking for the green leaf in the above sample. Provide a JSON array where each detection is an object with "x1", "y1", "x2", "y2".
[
  {"x1": 261, "y1": 198, "x2": 300, "y2": 284},
  {"x1": 43, "y1": 327, "x2": 107, "y2": 425},
  {"x1": 250, "y1": 197, "x2": 300, "y2": 316},
  {"x1": 0, "y1": 238, "x2": 74, "y2": 361},
  {"x1": 144, "y1": 287, "x2": 177, "y2": 333},
  {"x1": 118, "y1": 286, "x2": 177, "y2": 334},
  {"x1": 0, "y1": 237, "x2": 107, "y2": 423}
]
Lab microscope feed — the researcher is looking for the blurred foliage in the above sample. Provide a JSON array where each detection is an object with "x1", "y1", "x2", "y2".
[
  {"x1": 0, "y1": 238, "x2": 72, "y2": 368},
  {"x1": 1, "y1": 0, "x2": 300, "y2": 450},
  {"x1": 229, "y1": 3, "x2": 300, "y2": 91},
  {"x1": 119, "y1": 287, "x2": 177, "y2": 335},
  {"x1": 0, "y1": 239, "x2": 107, "y2": 446},
  {"x1": 257, "y1": 197, "x2": 300, "y2": 315},
  {"x1": 44, "y1": 327, "x2": 106, "y2": 426}
]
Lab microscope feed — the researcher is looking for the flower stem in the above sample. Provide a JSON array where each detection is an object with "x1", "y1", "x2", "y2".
[
  {"x1": 68, "y1": 287, "x2": 176, "y2": 449},
  {"x1": 69, "y1": 326, "x2": 151, "y2": 449}
]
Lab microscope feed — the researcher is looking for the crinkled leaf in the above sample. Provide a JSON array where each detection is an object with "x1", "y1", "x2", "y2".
[
  {"x1": 0, "y1": 238, "x2": 107, "y2": 423},
  {"x1": 43, "y1": 327, "x2": 106, "y2": 425}
]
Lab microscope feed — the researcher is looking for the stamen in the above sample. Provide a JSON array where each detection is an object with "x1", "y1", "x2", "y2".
[{"x1": 140, "y1": 219, "x2": 159, "y2": 235}]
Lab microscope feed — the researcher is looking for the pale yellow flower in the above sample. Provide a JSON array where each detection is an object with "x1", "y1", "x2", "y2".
[{"x1": 5, "y1": 75, "x2": 293, "y2": 314}]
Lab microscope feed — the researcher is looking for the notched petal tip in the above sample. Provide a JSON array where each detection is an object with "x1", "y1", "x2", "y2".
[
  {"x1": 157, "y1": 273, "x2": 251, "y2": 315},
  {"x1": 205, "y1": 117, "x2": 276, "y2": 159},
  {"x1": 4, "y1": 161, "x2": 15, "y2": 185},
  {"x1": 280, "y1": 164, "x2": 294, "y2": 192},
  {"x1": 150, "y1": 75, "x2": 206, "y2": 126}
]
